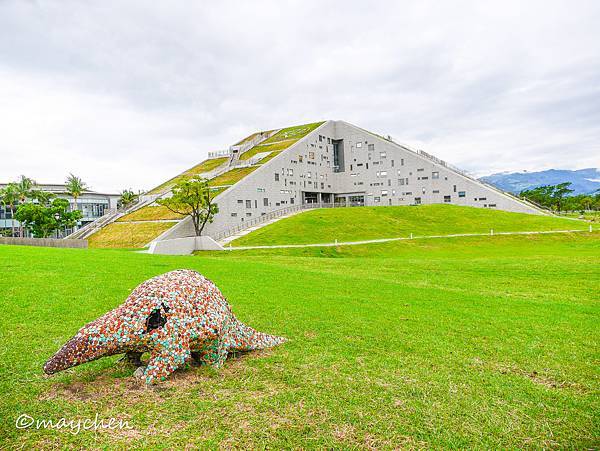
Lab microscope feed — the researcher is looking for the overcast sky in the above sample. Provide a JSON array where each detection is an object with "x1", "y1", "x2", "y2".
[{"x1": 1, "y1": 1, "x2": 599, "y2": 193}]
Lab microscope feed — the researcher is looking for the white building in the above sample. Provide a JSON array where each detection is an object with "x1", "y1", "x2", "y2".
[{"x1": 0, "y1": 183, "x2": 119, "y2": 237}]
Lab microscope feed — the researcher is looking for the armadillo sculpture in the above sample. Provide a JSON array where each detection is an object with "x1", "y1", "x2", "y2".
[{"x1": 43, "y1": 270, "x2": 286, "y2": 384}]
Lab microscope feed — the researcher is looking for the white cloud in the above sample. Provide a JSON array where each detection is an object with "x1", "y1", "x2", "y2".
[{"x1": 0, "y1": 0, "x2": 598, "y2": 191}]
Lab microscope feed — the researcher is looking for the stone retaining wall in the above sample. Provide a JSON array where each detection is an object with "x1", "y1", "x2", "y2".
[{"x1": 0, "y1": 237, "x2": 88, "y2": 249}]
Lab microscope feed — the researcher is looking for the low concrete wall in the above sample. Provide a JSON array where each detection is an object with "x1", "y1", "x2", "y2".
[
  {"x1": 147, "y1": 236, "x2": 224, "y2": 255},
  {"x1": 0, "y1": 237, "x2": 88, "y2": 249}
]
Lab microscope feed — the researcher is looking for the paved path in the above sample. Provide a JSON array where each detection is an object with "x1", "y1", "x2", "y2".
[{"x1": 225, "y1": 228, "x2": 593, "y2": 250}]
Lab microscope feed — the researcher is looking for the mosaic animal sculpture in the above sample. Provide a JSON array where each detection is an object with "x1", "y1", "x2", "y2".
[{"x1": 44, "y1": 270, "x2": 286, "y2": 384}]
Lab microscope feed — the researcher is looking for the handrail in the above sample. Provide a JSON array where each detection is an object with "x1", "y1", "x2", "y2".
[
  {"x1": 207, "y1": 150, "x2": 231, "y2": 159},
  {"x1": 65, "y1": 208, "x2": 120, "y2": 239}
]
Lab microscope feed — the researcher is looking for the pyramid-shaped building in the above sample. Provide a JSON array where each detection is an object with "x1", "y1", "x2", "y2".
[{"x1": 84, "y1": 120, "x2": 544, "y2": 248}]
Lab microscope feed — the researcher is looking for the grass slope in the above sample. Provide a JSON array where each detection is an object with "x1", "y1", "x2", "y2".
[
  {"x1": 239, "y1": 121, "x2": 324, "y2": 161},
  {"x1": 147, "y1": 157, "x2": 228, "y2": 194},
  {"x1": 231, "y1": 204, "x2": 589, "y2": 246},
  {"x1": 0, "y1": 233, "x2": 598, "y2": 448},
  {"x1": 87, "y1": 222, "x2": 174, "y2": 248},
  {"x1": 208, "y1": 166, "x2": 258, "y2": 187},
  {"x1": 117, "y1": 205, "x2": 184, "y2": 222}
]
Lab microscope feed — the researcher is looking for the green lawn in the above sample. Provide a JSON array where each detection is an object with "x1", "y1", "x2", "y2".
[
  {"x1": 1, "y1": 231, "x2": 599, "y2": 448},
  {"x1": 231, "y1": 204, "x2": 590, "y2": 246}
]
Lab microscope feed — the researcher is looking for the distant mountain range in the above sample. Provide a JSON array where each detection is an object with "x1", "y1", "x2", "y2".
[{"x1": 479, "y1": 168, "x2": 600, "y2": 195}]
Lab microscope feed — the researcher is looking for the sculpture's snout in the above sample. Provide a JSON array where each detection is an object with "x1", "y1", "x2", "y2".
[{"x1": 44, "y1": 334, "x2": 107, "y2": 375}]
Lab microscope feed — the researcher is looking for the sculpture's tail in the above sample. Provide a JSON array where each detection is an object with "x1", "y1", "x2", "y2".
[{"x1": 227, "y1": 316, "x2": 286, "y2": 351}]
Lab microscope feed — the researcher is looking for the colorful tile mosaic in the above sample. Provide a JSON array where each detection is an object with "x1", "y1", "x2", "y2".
[{"x1": 43, "y1": 270, "x2": 286, "y2": 384}]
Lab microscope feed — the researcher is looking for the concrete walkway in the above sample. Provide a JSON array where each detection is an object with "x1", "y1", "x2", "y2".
[
  {"x1": 218, "y1": 209, "x2": 306, "y2": 245},
  {"x1": 225, "y1": 228, "x2": 593, "y2": 250}
]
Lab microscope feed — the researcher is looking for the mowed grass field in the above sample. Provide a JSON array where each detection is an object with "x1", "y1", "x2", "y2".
[
  {"x1": 231, "y1": 204, "x2": 589, "y2": 246},
  {"x1": 1, "y1": 232, "x2": 599, "y2": 448}
]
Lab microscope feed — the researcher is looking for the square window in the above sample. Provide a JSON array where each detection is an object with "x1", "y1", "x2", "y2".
[
  {"x1": 432, "y1": 171, "x2": 439, "y2": 179},
  {"x1": 245, "y1": 200, "x2": 252, "y2": 208},
  {"x1": 444, "y1": 195, "x2": 451, "y2": 203},
  {"x1": 356, "y1": 142, "x2": 362, "y2": 148},
  {"x1": 458, "y1": 191, "x2": 466, "y2": 198},
  {"x1": 368, "y1": 144, "x2": 375, "y2": 151}
]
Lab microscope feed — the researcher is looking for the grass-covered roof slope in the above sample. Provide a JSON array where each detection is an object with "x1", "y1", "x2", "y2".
[
  {"x1": 208, "y1": 166, "x2": 258, "y2": 187},
  {"x1": 240, "y1": 121, "x2": 324, "y2": 161},
  {"x1": 231, "y1": 204, "x2": 589, "y2": 246},
  {"x1": 147, "y1": 157, "x2": 228, "y2": 195},
  {"x1": 88, "y1": 221, "x2": 174, "y2": 248}
]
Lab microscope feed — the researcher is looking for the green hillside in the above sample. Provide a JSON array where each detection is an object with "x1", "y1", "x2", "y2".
[
  {"x1": 231, "y1": 204, "x2": 589, "y2": 246},
  {"x1": 2, "y1": 232, "x2": 599, "y2": 448}
]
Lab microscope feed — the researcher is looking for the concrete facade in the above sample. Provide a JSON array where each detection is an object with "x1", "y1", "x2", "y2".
[{"x1": 188, "y1": 120, "x2": 542, "y2": 239}]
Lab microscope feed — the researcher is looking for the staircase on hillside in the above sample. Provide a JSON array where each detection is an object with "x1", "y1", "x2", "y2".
[
  {"x1": 227, "y1": 129, "x2": 280, "y2": 166},
  {"x1": 65, "y1": 195, "x2": 162, "y2": 240}
]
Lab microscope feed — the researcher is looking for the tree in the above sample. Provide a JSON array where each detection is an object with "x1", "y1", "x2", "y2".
[
  {"x1": 0, "y1": 183, "x2": 19, "y2": 237},
  {"x1": 119, "y1": 189, "x2": 138, "y2": 209},
  {"x1": 30, "y1": 189, "x2": 56, "y2": 206},
  {"x1": 551, "y1": 182, "x2": 574, "y2": 213},
  {"x1": 65, "y1": 173, "x2": 88, "y2": 212},
  {"x1": 15, "y1": 175, "x2": 36, "y2": 236},
  {"x1": 157, "y1": 176, "x2": 219, "y2": 236},
  {"x1": 14, "y1": 198, "x2": 82, "y2": 238}
]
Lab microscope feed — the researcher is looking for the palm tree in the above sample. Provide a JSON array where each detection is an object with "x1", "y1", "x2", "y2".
[
  {"x1": 0, "y1": 183, "x2": 19, "y2": 237},
  {"x1": 119, "y1": 189, "x2": 138, "y2": 210},
  {"x1": 15, "y1": 175, "x2": 35, "y2": 203},
  {"x1": 15, "y1": 175, "x2": 35, "y2": 237},
  {"x1": 31, "y1": 189, "x2": 55, "y2": 206},
  {"x1": 65, "y1": 173, "x2": 88, "y2": 212}
]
